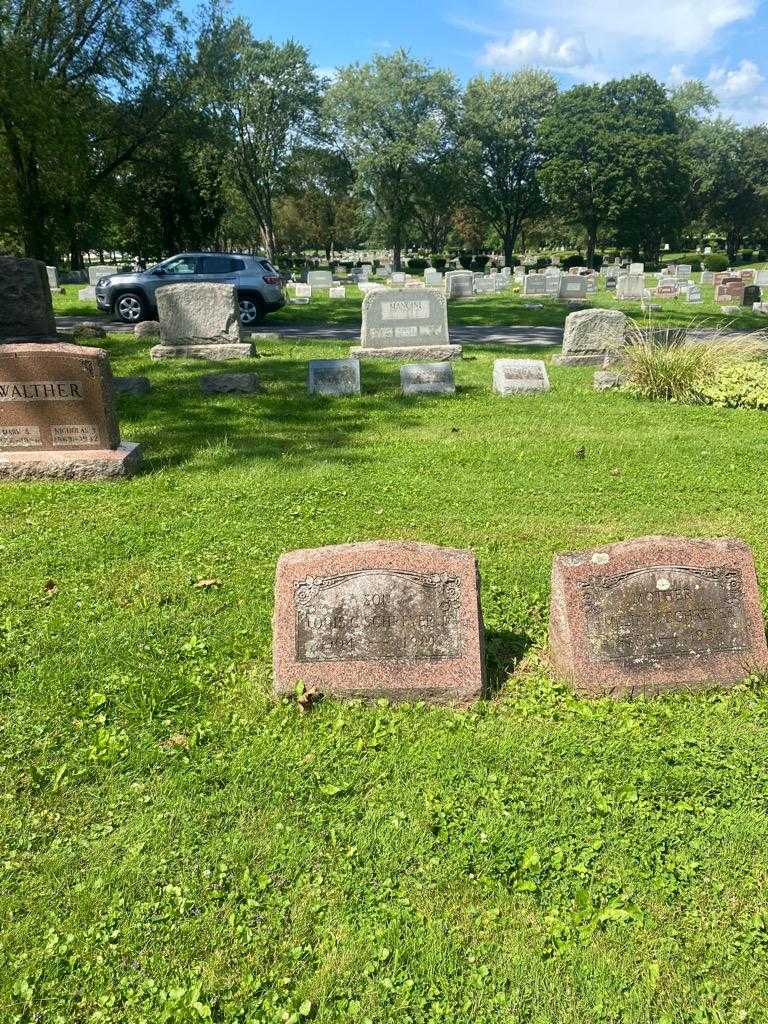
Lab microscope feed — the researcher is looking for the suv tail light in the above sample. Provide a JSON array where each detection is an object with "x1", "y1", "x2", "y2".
[{"x1": 263, "y1": 275, "x2": 281, "y2": 286}]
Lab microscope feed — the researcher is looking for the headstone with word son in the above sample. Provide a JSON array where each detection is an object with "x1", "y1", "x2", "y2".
[{"x1": 273, "y1": 540, "x2": 486, "y2": 703}]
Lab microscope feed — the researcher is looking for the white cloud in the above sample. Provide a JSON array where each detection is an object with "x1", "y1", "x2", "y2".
[
  {"x1": 480, "y1": 28, "x2": 591, "y2": 71},
  {"x1": 668, "y1": 64, "x2": 688, "y2": 86},
  {"x1": 708, "y1": 58, "x2": 764, "y2": 97},
  {"x1": 502, "y1": 0, "x2": 756, "y2": 57}
]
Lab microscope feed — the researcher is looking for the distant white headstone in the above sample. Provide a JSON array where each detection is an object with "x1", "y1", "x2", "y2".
[
  {"x1": 493, "y1": 359, "x2": 550, "y2": 395},
  {"x1": 307, "y1": 271, "x2": 333, "y2": 288}
]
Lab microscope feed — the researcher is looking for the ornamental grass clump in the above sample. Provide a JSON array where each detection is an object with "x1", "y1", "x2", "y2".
[{"x1": 620, "y1": 322, "x2": 767, "y2": 404}]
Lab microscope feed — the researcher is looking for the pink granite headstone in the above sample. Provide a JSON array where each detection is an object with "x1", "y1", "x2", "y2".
[
  {"x1": 549, "y1": 536, "x2": 768, "y2": 697},
  {"x1": 273, "y1": 540, "x2": 485, "y2": 704}
]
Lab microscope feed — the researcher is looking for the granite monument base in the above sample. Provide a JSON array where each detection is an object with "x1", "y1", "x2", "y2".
[
  {"x1": 0, "y1": 441, "x2": 142, "y2": 481},
  {"x1": 349, "y1": 345, "x2": 461, "y2": 361},
  {"x1": 150, "y1": 343, "x2": 254, "y2": 361}
]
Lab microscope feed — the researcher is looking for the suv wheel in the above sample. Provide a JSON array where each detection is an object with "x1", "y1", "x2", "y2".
[
  {"x1": 239, "y1": 294, "x2": 264, "y2": 326},
  {"x1": 115, "y1": 292, "x2": 147, "y2": 324}
]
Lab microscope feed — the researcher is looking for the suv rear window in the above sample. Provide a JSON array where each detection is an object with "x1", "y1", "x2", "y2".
[
  {"x1": 256, "y1": 260, "x2": 278, "y2": 274},
  {"x1": 200, "y1": 256, "x2": 245, "y2": 274}
]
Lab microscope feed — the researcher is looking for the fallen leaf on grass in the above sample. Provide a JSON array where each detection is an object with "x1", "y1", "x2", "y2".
[
  {"x1": 193, "y1": 578, "x2": 222, "y2": 590},
  {"x1": 161, "y1": 733, "x2": 189, "y2": 749},
  {"x1": 297, "y1": 686, "x2": 320, "y2": 712}
]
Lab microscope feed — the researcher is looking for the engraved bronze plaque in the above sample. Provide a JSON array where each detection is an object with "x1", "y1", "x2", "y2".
[
  {"x1": 581, "y1": 565, "x2": 749, "y2": 667},
  {"x1": 294, "y1": 569, "x2": 462, "y2": 662}
]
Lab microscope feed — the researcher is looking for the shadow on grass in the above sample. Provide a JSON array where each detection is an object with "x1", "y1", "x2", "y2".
[
  {"x1": 484, "y1": 627, "x2": 534, "y2": 698},
  {"x1": 113, "y1": 350, "x2": 426, "y2": 474}
]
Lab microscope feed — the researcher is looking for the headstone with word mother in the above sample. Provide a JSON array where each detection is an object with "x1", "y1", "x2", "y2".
[
  {"x1": 350, "y1": 286, "x2": 460, "y2": 361},
  {"x1": 273, "y1": 540, "x2": 486, "y2": 703},
  {"x1": 0, "y1": 342, "x2": 141, "y2": 479},
  {"x1": 549, "y1": 535, "x2": 768, "y2": 697}
]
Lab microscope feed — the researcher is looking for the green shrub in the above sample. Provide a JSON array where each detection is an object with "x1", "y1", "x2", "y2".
[
  {"x1": 458, "y1": 254, "x2": 473, "y2": 270},
  {"x1": 430, "y1": 255, "x2": 447, "y2": 271},
  {"x1": 471, "y1": 255, "x2": 489, "y2": 272},
  {"x1": 562, "y1": 254, "x2": 585, "y2": 270},
  {"x1": 697, "y1": 363, "x2": 768, "y2": 409},
  {"x1": 407, "y1": 258, "x2": 429, "y2": 272},
  {"x1": 704, "y1": 253, "x2": 730, "y2": 272},
  {"x1": 620, "y1": 324, "x2": 764, "y2": 404}
]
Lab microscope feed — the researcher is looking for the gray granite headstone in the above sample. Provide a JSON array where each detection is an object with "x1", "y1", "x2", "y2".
[
  {"x1": 0, "y1": 257, "x2": 56, "y2": 342},
  {"x1": 401, "y1": 362, "x2": 455, "y2": 395},
  {"x1": 361, "y1": 288, "x2": 449, "y2": 347},
  {"x1": 523, "y1": 274, "x2": 547, "y2": 296},
  {"x1": 559, "y1": 275, "x2": 588, "y2": 299},
  {"x1": 307, "y1": 270, "x2": 333, "y2": 288},
  {"x1": 87, "y1": 265, "x2": 117, "y2": 286},
  {"x1": 307, "y1": 359, "x2": 361, "y2": 396},
  {"x1": 493, "y1": 359, "x2": 550, "y2": 395},
  {"x1": 444, "y1": 271, "x2": 474, "y2": 298}
]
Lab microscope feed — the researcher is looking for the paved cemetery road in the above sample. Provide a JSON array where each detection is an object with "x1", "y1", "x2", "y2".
[{"x1": 55, "y1": 316, "x2": 565, "y2": 348}]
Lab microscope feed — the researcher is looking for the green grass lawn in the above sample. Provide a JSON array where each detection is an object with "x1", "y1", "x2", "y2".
[
  {"x1": 4, "y1": 332, "x2": 768, "y2": 1023},
  {"x1": 53, "y1": 274, "x2": 768, "y2": 331}
]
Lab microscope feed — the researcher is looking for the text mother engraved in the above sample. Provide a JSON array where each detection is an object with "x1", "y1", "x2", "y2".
[
  {"x1": 295, "y1": 569, "x2": 462, "y2": 662},
  {"x1": 0, "y1": 380, "x2": 84, "y2": 401},
  {"x1": 581, "y1": 565, "x2": 750, "y2": 667}
]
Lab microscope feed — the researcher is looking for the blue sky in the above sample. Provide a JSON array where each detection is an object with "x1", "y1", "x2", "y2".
[{"x1": 216, "y1": 0, "x2": 768, "y2": 124}]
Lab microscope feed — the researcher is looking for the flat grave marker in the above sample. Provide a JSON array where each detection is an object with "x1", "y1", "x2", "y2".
[
  {"x1": 400, "y1": 362, "x2": 455, "y2": 395},
  {"x1": 307, "y1": 358, "x2": 361, "y2": 396},
  {"x1": 493, "y1": 358, "x2": 550, "y2": 395}
]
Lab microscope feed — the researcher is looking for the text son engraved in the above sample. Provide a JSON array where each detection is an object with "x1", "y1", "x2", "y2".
[{"x1": 294, "y1": 569, "x2": 462, "y2": 661}]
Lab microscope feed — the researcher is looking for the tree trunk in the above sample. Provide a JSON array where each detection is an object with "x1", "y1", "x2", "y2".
[
  {"x1": 392, "y1": 227, "x2": 402, "y2": 271},
  {"x1": 3, "y1": 124, "x2": 49, "y2": 260},
  {"x1": 586, "y1": 226, "x2": 598, "y2": 269},
  {"x1": 69, "y1": 234, "x2": 84, "y2": 271},
  {"x1": 503, "y1": 233, "x2": 514, "y2": 268}
]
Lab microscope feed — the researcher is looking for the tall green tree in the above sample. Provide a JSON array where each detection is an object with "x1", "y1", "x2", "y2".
[
  {"x1": 283, "y1": 146, "x2": 357, "y2": 258},
  {"x1": 459, "y1": 69, "x2": 557, "y2": 266},
  {"x1": 0, "y1": 0, "x2": 188, "y2": 261},
  {"x1": 410, "y1": 149, "x2": 459, "y2": 254},
  {"x1": 326, "y1": 50, "x2": 457, "y2": 270},
  {"x1": 541, "y1": 75, "x2": 689, "y2": 264},
  {"x1": 200, "y1": 16, "x2": 320, "y2": 261},
  {"x1": 604, "y1": 75, "x2": 689, "y2": 261},
  {"x1": 539, "y1": 85, "x2": 615, "y2": 267},
  {"x1": 686, "y1": 119, "x2": 768, "y2": 258}
]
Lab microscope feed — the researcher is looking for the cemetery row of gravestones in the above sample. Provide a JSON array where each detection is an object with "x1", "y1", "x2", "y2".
[
  {"x1": 519, "y1": 261, "x2": 768, "y2": 312},
  {"x1": 274, "y1": 535, "x2": 768, "y2": 703},
  {"x1": 3, "y1": 258, "x2": 768, "y2": 704},
  {"x1": 0, "y1": 257, "x2": 716, "y2": 480},
  {"x1": 288, "y1": 266, "x2": 513, "y2": 303}
]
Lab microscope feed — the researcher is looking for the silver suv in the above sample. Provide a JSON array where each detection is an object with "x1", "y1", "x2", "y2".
[{"x1": 94, "y1": 252, "x2": 285, "y2": 325}]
